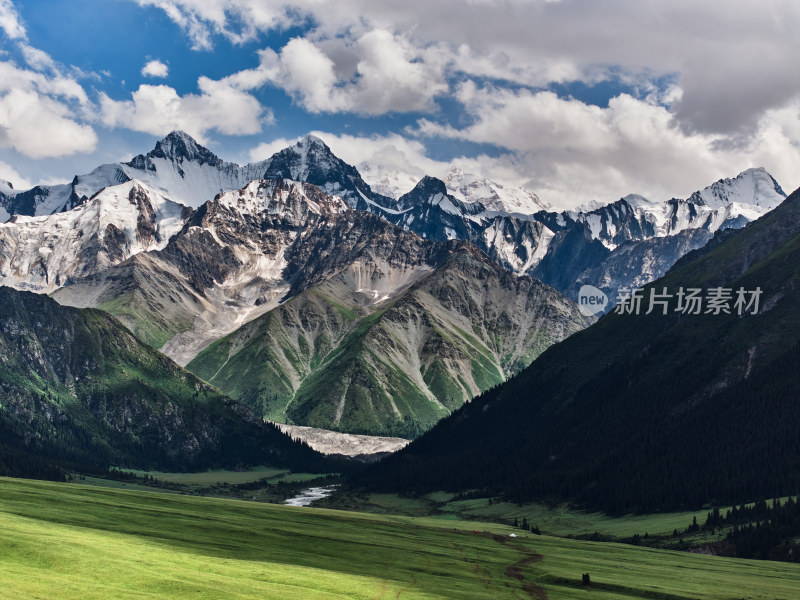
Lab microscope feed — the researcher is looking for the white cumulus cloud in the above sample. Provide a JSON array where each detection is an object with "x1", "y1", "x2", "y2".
[
  {"x1": 414, "y1": 84, "x2": 800, "y2": 208},
  {"x1": 0, "y1": 159, "x2": 33, "y2": 189},
  {"x1": 0, "y1": 0, "x2": 25, "y2": 40},
  {"x1": 133, "y1": 0, "x2": 800, "y2": 133},
  {"x1": 0, "y1": 1, "x2": 98, "y2": 159},
  {"x1": 225, "y1": 31, "x2": 449, "y2": 115},
  {"x1": 141, "y1": 59, "x2": 169, "y2": 78},
  {"x1": 0, "y1": 60, "x2": 96, "y2": 158},
  {"x1": 99, "y1": 77, "x2": 270, "y2": 142}
]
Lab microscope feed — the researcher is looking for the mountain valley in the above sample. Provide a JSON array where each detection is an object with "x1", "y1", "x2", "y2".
[{"x1": 0, "y1": 131, "x2": 786, "y2": 438}]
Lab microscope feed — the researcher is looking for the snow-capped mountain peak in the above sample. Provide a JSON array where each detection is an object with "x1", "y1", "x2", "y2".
[
  {"x1": 413, "y1": 175, "x2": 448, "y2": 197},
  {"x1": 262, "y1": 135, "x2": 395, "y2": 212},
  {"x1": 214, "y1": 179, "x2": 349, "y2": 219},
  {"x1": 397, "y1": 176, "x2": 486, "y2": 217},
  {"x1": 690, "y1": 167, "x2": 785, "y2": 210},
  {"x1": 146, "y1": 130, "x2": 224, "y2": 167},
  {"x1": 275, "y1": 135, "x2": 336, "y2": 181},
  {"x1": 574, "y1": 167, "x2": 787, "y2": 251},
  {"x1": 444, "y1": 165, "x2": 550, "y2": 214},
  {"x1": 299, "y1": 134, "x2": 326, "y2": 148},
  {"x1": 0, "y1": 179, "x2": 187, "y2": 292},
  {"x1": 119, "y1": 131, "x2": 270, "y2": 209}
]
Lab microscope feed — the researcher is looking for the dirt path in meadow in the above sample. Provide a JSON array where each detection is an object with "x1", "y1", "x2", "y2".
[{"x1": 492, "y1": 533, "x2": 549, "y2": 600}]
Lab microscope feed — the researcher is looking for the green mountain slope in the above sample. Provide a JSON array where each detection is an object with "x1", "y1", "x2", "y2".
[
  {"x1": 188, "y1": 244, "x2": 590, "y2": 437},
  {"x1": 362, "y1": 187, "x2": 800, "y2": 512},
  {"x1": 0, "y1": 287, "x2": 328, "y2": 479}
]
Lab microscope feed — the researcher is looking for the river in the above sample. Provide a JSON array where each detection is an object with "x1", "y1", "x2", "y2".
[{"x1": 284, "y1": 485, "x2": 338, "y2": 507}]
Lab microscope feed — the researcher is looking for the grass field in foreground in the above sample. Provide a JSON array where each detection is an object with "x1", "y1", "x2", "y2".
[{"x1": 1, "y1": 478, "x2": 799, "y2": 599}]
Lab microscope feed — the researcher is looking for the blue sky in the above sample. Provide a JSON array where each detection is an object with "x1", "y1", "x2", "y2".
[{"x1": 0, "y1": 0, "x2": 798, "y2": 208}]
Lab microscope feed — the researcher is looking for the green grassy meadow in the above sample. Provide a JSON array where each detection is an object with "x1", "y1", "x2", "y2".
[
  {"x1": 79, "y1": 467, "x2": 338, "y2": 505},
  {"x1": 323, "y1": 491, "x2": 724, "y2": 538},
  {"x1": 120, "y1": 466, "x2": 313, "y2": 486},
  {"x1": 2, "y1": 478, "x2": 800, "y2": 599}
]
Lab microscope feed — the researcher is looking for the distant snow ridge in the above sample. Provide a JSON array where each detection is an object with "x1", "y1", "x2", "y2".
[
  {"x1": 0, "y1": 163, "x2": 131, "y2": 220},
  {"x1": 356, "y1": 162, "x2": 549, "y2": 216},
  {"x1": 356, "y1": 162, "x2": 422, "y2": 200},
  {"x1": 575, "y1": 167, "x2": 785, "y2": 250},
  {"x1": 444, "y1": 166, "x2": 550, "y2": 215},
  {"x1": 0, "y1": 180, "x2": 186, "y2": 292},
  {"x1": 0, "y1": 130, "x2": 787, "y2": 310}
]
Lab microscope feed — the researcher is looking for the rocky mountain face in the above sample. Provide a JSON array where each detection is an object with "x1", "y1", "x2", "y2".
[
  {"x1": 47, "y1": 176, "x2": 588, "y2": 437},
  {"x1": 0, "y1": 181, "x2": 188, "y2": 293},
  {"x1": 363, "y1": 184, "x2": 800, "y2": 513},
  {"x1": 53, "y1": 179, "x2": 346, "y2": 355},
  {"x1": 0, "y1": 131, "x2": 787, "y2": 440},
  {"x1": 52, "y1": 179, "x2": 453, "y2": 362},
  {"x1": 0, "y1": 286, "x2": 327, "y2": 479},
  {"x1": 187, "y1": 242, "x2": 589, "y2": 438}
]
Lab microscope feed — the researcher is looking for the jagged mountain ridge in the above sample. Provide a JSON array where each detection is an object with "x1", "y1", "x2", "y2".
[
  {"x1": 0, "y1": 131, "x2": 392, "y2": 222},
  {"x1": 1, "y1": 131, "x2": 784, "y2": 311},
  {"x1": 53, "y1": 179, "x2": 459, "y2": 363},
  {"x1": 0, "y1": 131, "x2": 267, "y2": 219},
  {"x1": 48, "y1": 176, "x2": 589, "y2": 437},
  {"x1": 572, "y1": 168, "x2": 785, "y2": 250},
  {"x1": 186, "y1": 242, "x2": 589, "y2": 438},
  {"x1": 0, "y1": 134, "x2": 402, "y2": 299},
  {"x1": 0, "y1": 131, "x2": 786, "y2": 440},
  {"x1": 379, "y1": 167, "x2": 785, "y2": 305}
]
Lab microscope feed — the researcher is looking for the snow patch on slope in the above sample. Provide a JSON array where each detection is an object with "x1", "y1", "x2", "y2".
[
  {"x1": 445, "y1": 166, "x2": 549, "y2": 214},
  {"x1": 0, "y1": 180, "x2": 186, "y2": 293},
  {"x1": 216, "y1": 179, "x2": 349, "y2": 217},
  {"x1": 357, "y1": 163, "x2": 421, "y2": 199}
]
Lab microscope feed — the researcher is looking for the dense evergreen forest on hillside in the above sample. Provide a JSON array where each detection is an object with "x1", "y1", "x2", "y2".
[{"x1": 359, "y1": 190, "x2": 800, "y2": 514}]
